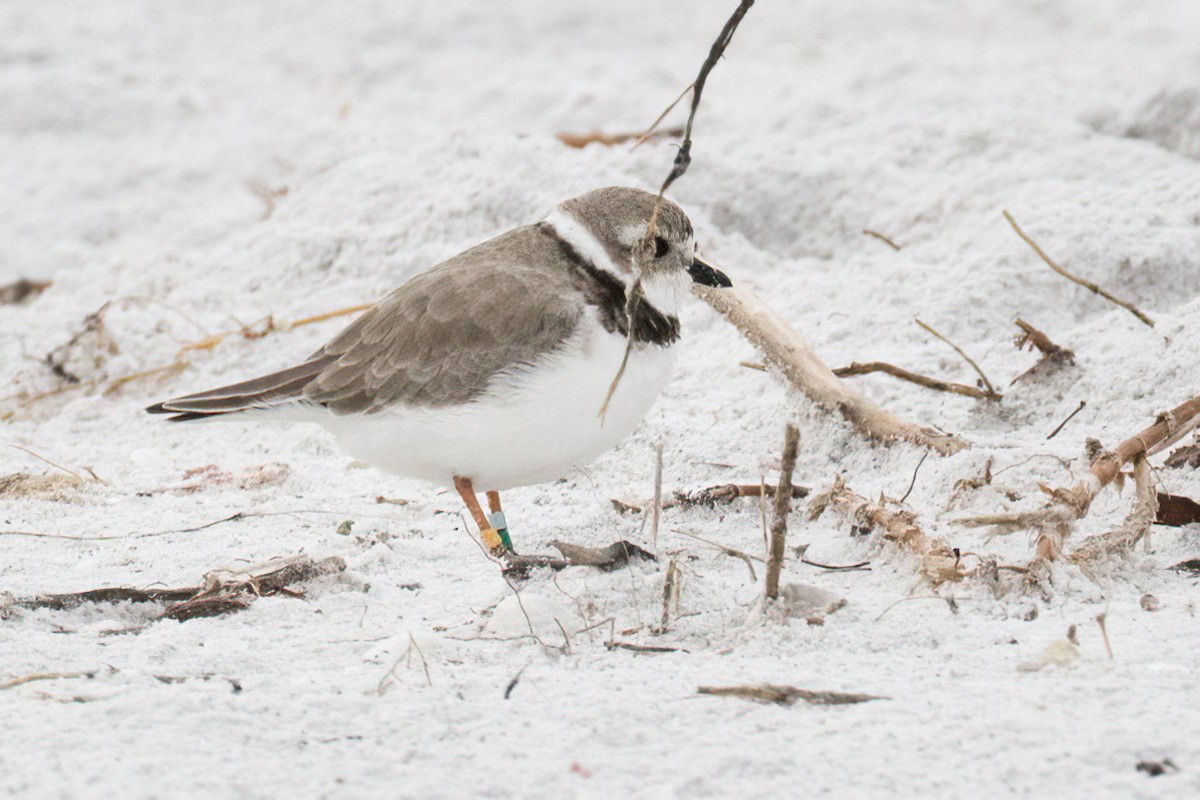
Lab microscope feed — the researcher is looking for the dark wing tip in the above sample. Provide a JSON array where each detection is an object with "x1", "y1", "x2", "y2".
[
  {"x1": 162, "y1": 411, "x2": 215, "y2": 422},
  {"x1": 145, "y1": 402, "x2": 170, "y2": 414}
]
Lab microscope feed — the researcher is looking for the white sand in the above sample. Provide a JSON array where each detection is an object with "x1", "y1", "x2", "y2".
[{"x1": 3, "y1": 1, "x2": 1199, "y2": 796}]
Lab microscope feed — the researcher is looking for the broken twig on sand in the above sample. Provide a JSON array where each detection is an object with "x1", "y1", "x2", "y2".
[
  {"x1": 698, "y1": 684, "x2": 885, "y2": 706},
  {"x1": 765, "y1": 424, "x2": 800, "y2": 600},
  {"x1": 14, "y1": 555, "x2": 347, "y2": 622}
]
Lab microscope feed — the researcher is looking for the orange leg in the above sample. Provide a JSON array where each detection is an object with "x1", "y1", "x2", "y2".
[
  {"x1": 454, "y1": 476, "x2": 507, "y2": 554},
  {"x1": 486, "y1": 491, "x2": 502, "y2": 514}
]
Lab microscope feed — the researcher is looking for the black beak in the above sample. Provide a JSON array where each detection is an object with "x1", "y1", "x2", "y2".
[{"x1": 688, "y1": 254, "x2": 732, "y2": 288}]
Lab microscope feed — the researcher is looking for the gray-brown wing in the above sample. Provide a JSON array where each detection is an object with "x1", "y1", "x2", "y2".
[{"x1": 305, "y1": 229, "x2": 584, "y2": 414}]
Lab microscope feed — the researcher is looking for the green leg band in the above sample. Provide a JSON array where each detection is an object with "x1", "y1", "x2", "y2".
[{"x1": 488, "y1": 511, "x2": 513, "y2": 552}]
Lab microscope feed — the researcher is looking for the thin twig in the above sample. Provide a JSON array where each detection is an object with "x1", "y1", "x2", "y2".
[
  {"x1": 9, "y1": 445, "x2": 86, "y2": 482},
  {"x1": 1096, "y1": 613, "x2": 1114, "y2": 660},
  {"x1": 1003, "y1": 211, "x2": 1154, "y2": 328},
  {"x1": 915, "y1": 318, "x2": 1000, "y2": 400},
  {"x1": 1046, "y1": 401, "x2": 1086, "y2": 440},
  {"x1": 862, "y1": 230, "x2": 901, "y2": 251},
  {"x1": 873, "y1": 595, "x2": 959, "y2": 622},
  {"x1": 660, "y1": 558, "x2": 678, "y2": 632},
  {"x1": 599, "y1": 0, "x2": 755, "y2": 420},
  {"x1": 800, "y1": 557, "x2": 871, "y2": 572},
  {"x1": 631, "y1": 83, "x2": 695, "y2": 150},
  {"x1": 899, "y1": 450, "x2": 929, "y2": 504},
  {"x1": 652, "y1": 441, "x2": 664, "y2": 551},
  {"x1": 674, "y1": 529, "x2": 762, "y2": 581},
  {"x1": 658, "y1": 0, "x2": 756, "y2": 197},
  {"x1": 765, "y1": 424, "x2": 800, "y2": 600},
  {"x1": 834, "y1": 361, "x2": 992, "y2": 400}
]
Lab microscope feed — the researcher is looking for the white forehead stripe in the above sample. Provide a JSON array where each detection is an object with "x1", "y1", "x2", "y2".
[{"x1": 545, "y1": 209, "x2": 625, "y2": 278}]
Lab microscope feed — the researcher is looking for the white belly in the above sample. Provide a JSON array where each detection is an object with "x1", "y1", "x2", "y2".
[{"x1": 317, "y1": 317, "x2": 676, "y2": 490}]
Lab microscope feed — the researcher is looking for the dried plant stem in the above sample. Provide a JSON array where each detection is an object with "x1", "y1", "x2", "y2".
[
  {"x1": 915, "y1": 318, "x2": 1000, "y2": 400},
  {"x1": 651, "y1": 441, "x2": 664, "y2": 551},
  {"x1": 696, "y1": 284, "x2": 969, "y2": 454},
  {"x1": 15, "y1": 555, "x2": 346, "y2": 621},
  {"x1": 660, "y1": 558, "x2": 679, "y2": 631},
  {"x1": 180, "y1": 302, "x2": 373, "y2": 355},
  {"x1": 631, "y1": 83, "x2": 695, "y2": 150},
  {"x1": 601, "y1": 0, "x2": 755, "y2": 416},
  {"x1": 2, "y1": 359, "x2": 190, "y2": 417},
  {"x1": 765, "y1": 424, "x2": 800, "y2": 600},
  {"x1": 698, "y1": 684, "x2": 885, "y2": 706},
  {"x1": 674, "y1": 529, "x2": 761, "y2": 581},
  {"x1": 960, "y1": 393, "x2": 1200, "y2": 560},
  {"x1": 812, "y1": 477, "x2": 964, "y2": 585},
  {"x1": 657, "y1": 0, "x2": 755, "y2": 196},
  {"x1": 1046, "y1": 401, "x2": 1087, "y2": 440},
  {"x1": 557, "y1": 126, "x2": 684, "y2": 149},
  {"x1": 834, "y1": 361, "x2": 994, "y2": 400},
  {"x1": 1068, "y1": 456, "x2": 1157, "y2": 573},
  {"x1": 1095, "y1": 613, "x2": 1114, "y2": 660},
  {"x1": 1004, "y1": 211, "x2": 1154, "y2": 328},
  {"x1": 862, "y1": 230, "x2": 901, "y2": 250},
  {"x1": 0, "y1": 670, "x2": 98, "y2": 691},
  {"x1": 1014, "y1": 318, "x2": 1072, "y2": 360}
]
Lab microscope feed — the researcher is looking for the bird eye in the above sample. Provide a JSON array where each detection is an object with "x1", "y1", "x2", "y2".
[{"x1": 653, "y1": 236, "x2": 669, "y2": 258}]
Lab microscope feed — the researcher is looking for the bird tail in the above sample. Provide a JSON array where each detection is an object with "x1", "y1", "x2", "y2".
[{"x1": 146, "y1": 356, "x2": 335, "y2": 421}]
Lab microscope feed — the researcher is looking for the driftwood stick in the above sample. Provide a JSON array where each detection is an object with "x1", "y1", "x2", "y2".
[
  {"x1": 1004, "y1": 211, "x2": 1154, "y2": 328},
  {"x1": 696, "y1": 284, "x2": 969, "y2": 454},
  {"x1": 834, "y1": 361, "x2": 993, "y2": 400},
  {"x1": 959, "y1": 393, "x2": 1200, "y2": 559},
  {"x1": 914, "y1": 318, "x2": 1000, "y2": 400},
  {"x1": 765, "y1": 424, "x2": 800, "y2": 600}
]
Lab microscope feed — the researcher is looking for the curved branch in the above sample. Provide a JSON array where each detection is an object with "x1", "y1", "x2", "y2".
[{"x1": 697, "y1": 284, "x2": 969, "y2": 455}]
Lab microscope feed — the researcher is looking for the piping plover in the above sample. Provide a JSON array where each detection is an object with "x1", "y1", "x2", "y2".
[{"x1": 149, "y1": 186, "x2": 731, "y2": 559}]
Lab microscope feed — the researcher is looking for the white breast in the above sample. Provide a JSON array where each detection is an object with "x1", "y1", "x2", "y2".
[{"x1": 318, "y1": 315, "x2": 676, "y2": 490}]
